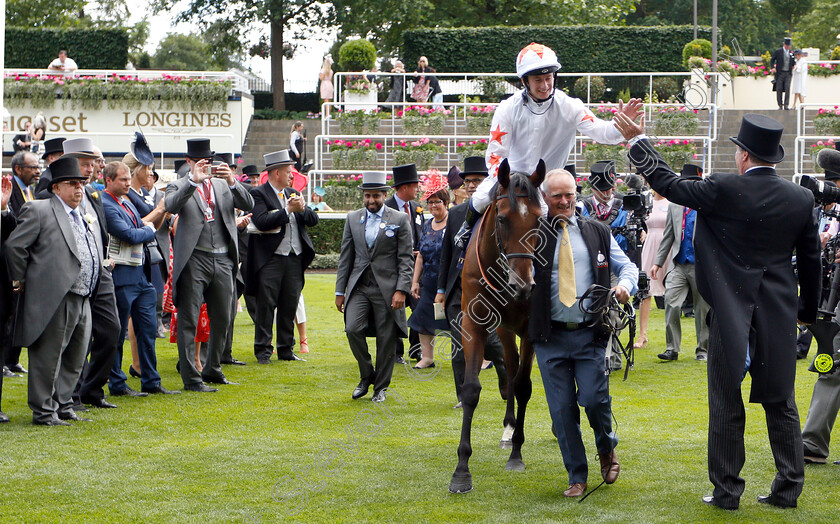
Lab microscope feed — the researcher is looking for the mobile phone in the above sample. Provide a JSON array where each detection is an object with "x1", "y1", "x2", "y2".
[{"x1": 211, "y1": 161, "x2": 223, "y2": 175}]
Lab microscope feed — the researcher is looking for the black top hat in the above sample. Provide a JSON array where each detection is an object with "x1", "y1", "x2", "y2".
[
  {"x1": 784, "y1": 37, "x2": 792, "y2": 45},
  {"x1": 825, "y1": 169, "x2": 840, "y2": 181},
  {"x1": 359, "y1": 172, "x2": 390, "y2": 191},
  {"x1": 462, "y1": 156, "x2": 489, "y2": 176},
  {"x1": 242, "y1": 164, "x2": 260, "y2": 176},
  {"x1": 564, "y1": 164, "x2": 577, "y2": 178},
  {"x1": 835, "y1": 141, "x2": 840, "y2": 152},
  {"x1": 680, "y1": 163, "x2": 703, "y2": 179},
  {"x1": 42, "y1": 137, "x2": 66, "y2": 160},
  {"x1": 130, "y1": 131, "x2": 155, "y2": 166},
  {"x1": 447, "y1": 166, "x2": 463, "y2": 190},
  {"x1": 392, "y1": 164, "x2": 420, "y2": 187},
  {"x1": 214, "y1": 153, "x2": 233, "y2": 166},
  {"x1": 589, "y1": 160, "x2": 616, "y2": 191},
  {"x1": 47, "y1": 157, "x2": 88, "y2": 192},
  {"x1": 729, "y1": 114, "x2": 784, "y2": 164},
  {"x1": 185, "y1": 139, "x2": 214, "y2": 159}
]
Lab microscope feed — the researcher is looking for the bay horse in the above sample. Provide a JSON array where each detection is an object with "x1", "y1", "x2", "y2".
[{"x1": 449, "y1": 159, "x2": 546, "y2": 494}]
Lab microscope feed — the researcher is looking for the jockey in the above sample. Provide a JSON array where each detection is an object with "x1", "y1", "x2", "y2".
[{"x1": 453, "y1": 42, "x2": 642, "y2": 249}]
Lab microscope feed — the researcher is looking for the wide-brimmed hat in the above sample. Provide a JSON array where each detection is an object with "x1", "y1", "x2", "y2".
[
  {"x1": 62, "y1": 138, "x2": 98, "y2": 159},
  {"x1": 42, "y1": 137, "x2": 66, "y2": 160},
  {"x1": 214, "y1": 153, "x2": 233, "y2": 166},
  {"x1": 680, "y1": 163, "x2": 703, "y2": 179},
  {"x1": 421, "y1": 170, "x2": 450, "y2": 201},
  {"x1": 314, "y1": 186, "x2": 326, "y2": 197},
  {"x1": 359, "y1": 171, "x2": 390, "y2": 191},
  {"x1": 185, "y1": 138, "x2": 214, "y2": 159},
  {"x1": 462, "y1": 156, "x2": 489, "y2": 177},
  {"x1": 242, "y1": 164, "x2": 260, "y2": 176},
  {"x1": 589, "y1": 160, "x2": 617, "y2": 191},
  {"x1": 130, "y1": 131, "x2": 154, "y2": 166},
  {"x1": 729, "y1": 113, "x2": 784, "y2": 164},
  {"x1": 447, "y1": 166, "x2": 463, "y2": 190},
  {"x1": 264, "y1": 150, "x2": 295, "y2": 170},
  {"x1": 47, "y1": 157, "x2": 88, "y2": 192},
  {"x1": 392, "y1": 164, "x2": 420, "y2": 187}
]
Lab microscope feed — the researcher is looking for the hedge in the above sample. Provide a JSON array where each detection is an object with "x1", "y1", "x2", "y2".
[
  {"x1": 5, "y1": 27, "x2": 128, "y2": 70},
  {"x1": 402, "y1": 25, "x2": 712, "y2": 74},
  {"x1": 309, "y1": 218, "x2": 346, "y2": 254},
  {"x1": 253, "y1": 91, "x2": 320, "y2": 113}
]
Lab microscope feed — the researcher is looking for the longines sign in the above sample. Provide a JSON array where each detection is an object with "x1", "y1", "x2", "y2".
[{"x1": 4, "y1": 98, "x2": 253, "y2": 157}]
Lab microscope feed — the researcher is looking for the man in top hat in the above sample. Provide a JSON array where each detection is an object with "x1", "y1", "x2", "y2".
[
  {"x1": 164, "y1": 138, "x2": 254, "y2": 392},
  {"x1": 242, "y1": 165, "x2": 261, "y2": 187},
  {"x1": 771, "y1": 37, "x2": 795, "y2": 110},
  {"x1": 385, "y1": 164, "x2": 425, "y2": 363},
  {"x1": 650, "y1": 163, "x2": 710, "y2": 362},
  {"x1": 617, "y1": 109, "x2": 821, "y2": 509},
  {"x1": 335, "y1": 172, "x2": 414, "y2": 402},
  {"x1": 6, "y1": 156, "x2": 105, "y2": 425},
  {"x1": 33, "y1": 137, "x2": 68, "y2": 199},
  {"x1": 0, "y1": 176, "x2": 16, "y2": 421},
  {"x1": 581, "y1": 160, "x2": 630, "y2": 254},
  {"x1": 246, "y1": 150, "x2": 318, "y2": 364},
  {"x1": 435, "y1": 156, "x2": 507, "y2": 407}
]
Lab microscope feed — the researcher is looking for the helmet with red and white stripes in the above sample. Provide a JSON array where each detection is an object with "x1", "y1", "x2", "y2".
[{"x1": 516, "y1": 42, "x2": 561, "y2": 78}]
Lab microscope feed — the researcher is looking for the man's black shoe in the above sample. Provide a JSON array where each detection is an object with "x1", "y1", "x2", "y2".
[
  {"x1": 2, "y1": 367, "x2": 19, "y2": 378},
  {"x1": 33, "y1": 419, "x2": 71, "y2": 427},
  {"x1": 658, "y1": 350, "x2": 678, "y2": 361},
  {"x1": 372, "y1": 389, "x2": 387, "y2": 403},
  {"x1": 142, "y1": 385, "x2": 181, "y2": 395},
  {"x1": 202, "y1": 376, "x2": 239, "y2": 385},
  {"x1": 0, "y1": 412, "x2": 9, "y2": 423},
  {"x1": 83, "y1": 398, "x2": 117, "y2": 409},
  {"x1": 221, "y1": 358, "x2": 247, "y2": 366},
  {"x1": 395, "y1": 356, "x2": 406, "y2": 365},
  {"x1": 796, "y1": 350, "x2": 808, "y2": 360},
  {"x1": 256, "y1": 358, "x2": 271, "y2": 365},
  {"x1": 71, "y1": 403, "x2": 90, "y2": 412},
  {"x1": 352, "y1": 377, "x2": 373, "y2": 399},
  {"x1": 8, "y1": 364, "x2": 27, "y2": 374},
  {"x1": 183, "y1": 383, "x2": 218, "y2": 393},
  {"x1": 757, "y1": 494, "x2": 796, "y2": 508},
  {"x1": 701, "y1": 495, "x2": 738, "y2": 510},
  {"x1": 110, "y1": 387, "x2": 148, "y2": 397},
  {"x1": 277, "y1": 349, "x2": 304, "y2": 361},
  {"x1": 59, "y1": 412, "x2": 92, "y2": 422}
]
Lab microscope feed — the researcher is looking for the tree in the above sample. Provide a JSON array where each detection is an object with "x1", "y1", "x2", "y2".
[
  {"x1": 795, "y1": 0, "x2": 840, "y2": 53},
  {"x1": 151, "y1": 33, "x2": 213, "y2": 71},
  {"x1": 5, "y1": 0, "x2": 85, "y2": 27},
  {"x1": 768, "y1": 0, "x2": 815, "y2": 33},
  {"x1": 152, "y1": 0, "x2": 334, "y2": 110}
]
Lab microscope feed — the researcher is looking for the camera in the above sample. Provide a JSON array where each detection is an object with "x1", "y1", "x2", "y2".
[{"x1": 800, "y1": 175, "x2": 840, "y2": 205}]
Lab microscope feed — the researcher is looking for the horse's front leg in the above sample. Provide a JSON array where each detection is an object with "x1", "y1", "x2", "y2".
[
  {"x1": 449, "y1": 315, "x2": 486, "y2": 494},
  {"x1": 505, "y1": 334, "x2": 535, "y2": 472},
  {"x1": 496, "y1": 327, "x2": 519, "y2": 451}
]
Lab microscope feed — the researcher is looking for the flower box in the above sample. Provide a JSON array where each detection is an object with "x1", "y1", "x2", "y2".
[{"x1": 653, "y1": 107, "x2": 700, "y2": 135}]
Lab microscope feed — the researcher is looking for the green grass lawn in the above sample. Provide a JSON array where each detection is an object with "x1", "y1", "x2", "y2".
[{"x1": 1, "y1": 273, "x2": 839, "y2": 523}]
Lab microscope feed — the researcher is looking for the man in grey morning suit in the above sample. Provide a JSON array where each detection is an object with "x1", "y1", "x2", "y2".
[
  {"x1": 164, "y1": 139, "x2": 254, "y2": 392},
  {"x1": 6, "y1": 157, "x2": 104, "y2": 425},
  {"x1": 651, "y1": 163, "x2": 710, "y2": 362},
  {"x1": 335, "y1": 172, "x2": 414, "y2": 403}
]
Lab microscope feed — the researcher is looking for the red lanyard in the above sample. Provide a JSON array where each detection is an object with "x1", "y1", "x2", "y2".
[
  {"x1": 197, "y1": 181, "x2": 215, "y2": 212},
  {"x1": 681, "y1": 207, "x2": 693, "y2": 242},
  {"x1": 105, "y1": 190, "x2": 137, "y2": 226}
]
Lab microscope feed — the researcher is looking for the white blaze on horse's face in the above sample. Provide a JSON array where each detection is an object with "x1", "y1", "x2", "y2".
[{"x1": 518, "y1": 200, "x2": 528, "y2": 217}]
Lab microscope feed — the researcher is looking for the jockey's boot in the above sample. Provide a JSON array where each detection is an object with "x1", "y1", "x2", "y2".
[{"x1": 454, "y1": 200, "x2": 481, "y2": 250}]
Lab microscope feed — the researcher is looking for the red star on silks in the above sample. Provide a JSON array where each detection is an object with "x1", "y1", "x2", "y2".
[
  {"x1": 518, "y1": 42, "x2": 545, "y2": 63},
  {"x1": 488, "y1": 153, "x2": 502, "y2": 167},
  {"x1": 490, "y1": 125, "x2": 508, "y2": 145},
  {"x1": 581, "y1": 111, "x2": 595, "y2": 123}
]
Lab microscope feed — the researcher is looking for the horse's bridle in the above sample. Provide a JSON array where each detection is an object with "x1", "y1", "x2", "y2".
[{"x1": 492, "y1": 191, "x2": 538, "y2": 263}]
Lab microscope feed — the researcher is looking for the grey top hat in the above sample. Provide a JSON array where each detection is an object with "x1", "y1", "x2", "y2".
[
  {"x1": 62, "y1": 138, "x2": 98, "y2": 159},
  {"x1": 359, "y1": 171, "x2": 389, "y2": 191},
  {"x1": 264, "y1": 150, "x2": 295, "y2": 170}
]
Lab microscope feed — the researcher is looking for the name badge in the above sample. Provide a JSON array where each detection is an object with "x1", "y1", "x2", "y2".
[{"x1": 204, "y1": 207, "x2": 215, "y2": 222}]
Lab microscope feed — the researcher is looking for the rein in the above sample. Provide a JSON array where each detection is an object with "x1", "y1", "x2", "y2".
[{"x1": 473, "y1": 188, "x2": 538, "y2": 293}]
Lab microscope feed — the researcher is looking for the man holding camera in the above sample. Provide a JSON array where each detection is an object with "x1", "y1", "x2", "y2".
[
  {"x1": 580, "y1": 160, "x2": 630, "y2": 254},
  {"x1": 651, "y1": 164, "x2": 710, "y2": 362},
  {"x1": 164, "y1": 139, "x2": 254, "y2": 392},
  {"x1": 617, "y1": 110, "x2": 821, "y2": 510}
]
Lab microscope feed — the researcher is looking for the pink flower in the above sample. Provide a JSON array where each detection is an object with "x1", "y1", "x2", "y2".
[
  {"x1": 326, "y1": 140, "x2": 332, "y2": 145},
  {"x1": 375, "y1": 143, "x2": 383, "y2": 150},
  {"x1": 818, "y1": 141, "x2": 825, "y2": 146},
  {"x1": 457, "y1": 142, "x2": 464, "y2": 147}
]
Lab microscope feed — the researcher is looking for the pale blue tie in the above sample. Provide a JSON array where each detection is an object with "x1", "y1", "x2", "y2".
[{"x1": 366, "y1": 212, "x2": 379, "y2": 248}]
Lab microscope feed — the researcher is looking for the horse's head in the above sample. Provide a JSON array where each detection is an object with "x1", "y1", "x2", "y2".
[{"x1": 493, "y1": 159, "x2": 546, "y2": 302}]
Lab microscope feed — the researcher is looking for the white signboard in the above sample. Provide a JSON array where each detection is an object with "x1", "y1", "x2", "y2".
[{"x1": 4, "y1": 95, "x2": 254, "y2": 160}]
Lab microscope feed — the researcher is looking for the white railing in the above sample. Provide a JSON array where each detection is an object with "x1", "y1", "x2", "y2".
[
  {"x1": 794, "y1": 102, "x2": 840, "y2": 180},
  {"x1": 4, "y1": 68, "x2": 252, "y2": 95}
]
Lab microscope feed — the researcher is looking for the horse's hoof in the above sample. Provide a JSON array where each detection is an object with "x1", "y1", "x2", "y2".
[
  {"x1": 499, "y1": 439, "x2": 513, "y2": 449},
  {"x1": 505, "y1": 458, "x2": 526, "y2": 472},
  {"x1": 449, "y1": 473, "x2": 473, "y2": 494}
]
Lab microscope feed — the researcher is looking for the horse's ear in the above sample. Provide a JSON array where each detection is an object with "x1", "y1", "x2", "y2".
[
  {"x1": 530, "y1": 159, "x2": 546, "y2": 188},
  {"x1": 498, "y1": 159, "x2": 510, "y2": 188}
]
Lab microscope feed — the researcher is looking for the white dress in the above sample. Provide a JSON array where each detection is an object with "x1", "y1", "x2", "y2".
[{"x1": 792, "y1": 58, "x2": 808, "y2": 96}]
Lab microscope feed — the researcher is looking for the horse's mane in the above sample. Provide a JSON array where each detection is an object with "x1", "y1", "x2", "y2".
[{"x1": 496, "y1": 172, "x2": 541, "y2": 205}]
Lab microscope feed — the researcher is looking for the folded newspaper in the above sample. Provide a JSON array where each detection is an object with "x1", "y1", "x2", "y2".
[{"x1": 108, "y1": 234, "x2": 143, "y2": 266}]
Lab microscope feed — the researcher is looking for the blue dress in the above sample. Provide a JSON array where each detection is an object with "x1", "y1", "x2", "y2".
[{"x1": 408, "y1": 219, "x2": 450, "y2": 335}]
